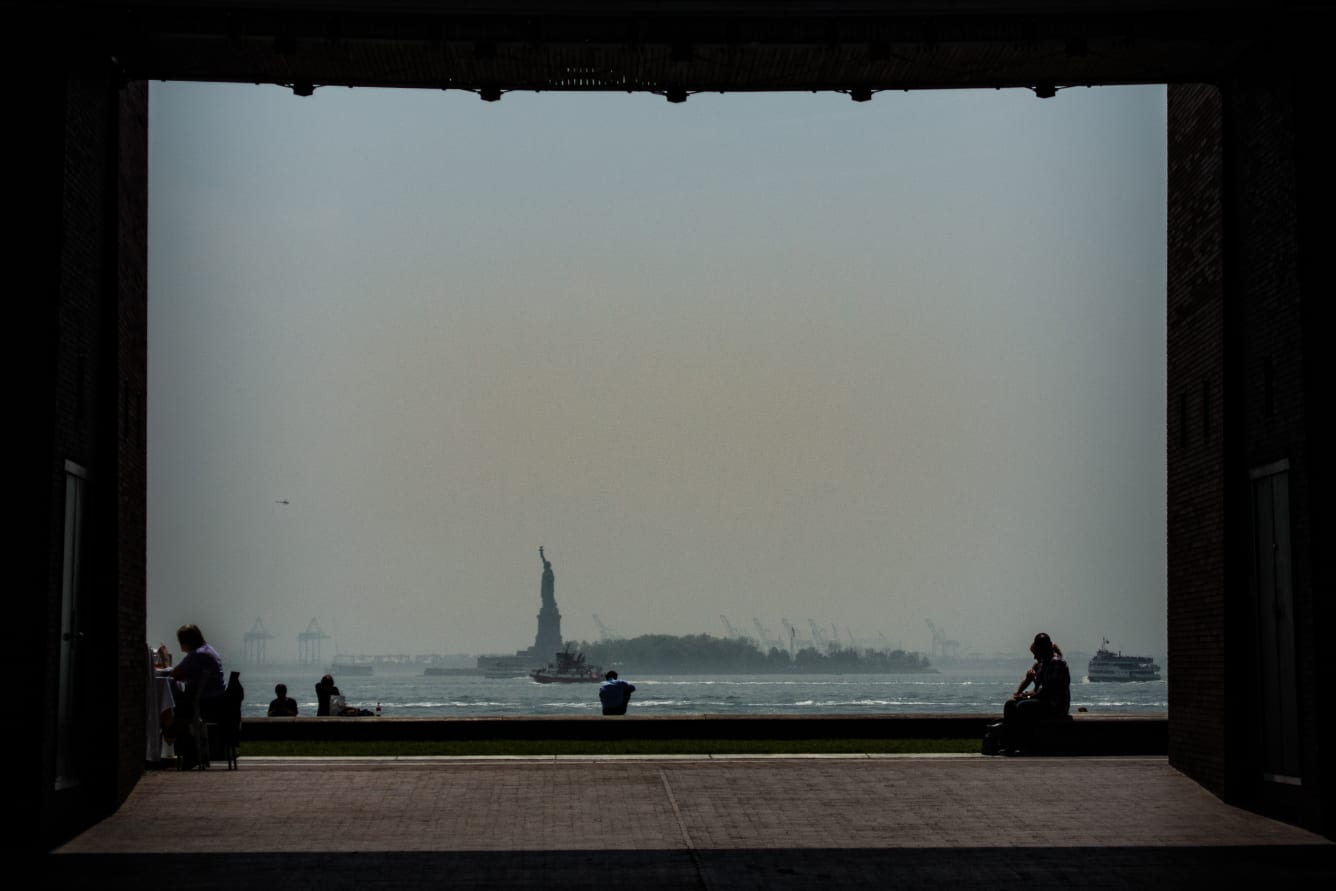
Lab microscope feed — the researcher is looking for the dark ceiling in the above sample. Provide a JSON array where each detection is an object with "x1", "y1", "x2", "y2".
[{"x1": 22, "y1": 2, "x2": 1327, "y2": 99}]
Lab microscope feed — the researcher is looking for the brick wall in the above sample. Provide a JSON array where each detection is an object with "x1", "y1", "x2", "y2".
[
  {"x1": 1228, "y1": 82, "x2": 1312, "y2": 817},
  {"x1": 1166, "y1": 83, "x2": 1229, "y2": 796},
  {"x1": 16, "y1": 65, "x2": 148, "y2": 849},
  {"x1": 113, "y1": 78, "x2": 150, "y2": 808},
  {"x1": 1169, "y1": 77, "x2": 1331, "y2": 834}
]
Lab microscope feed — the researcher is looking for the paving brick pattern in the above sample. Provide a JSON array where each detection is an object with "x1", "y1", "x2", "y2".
[{"x1": 52, "y1": 756, "x2": 1333, "y2": 888}]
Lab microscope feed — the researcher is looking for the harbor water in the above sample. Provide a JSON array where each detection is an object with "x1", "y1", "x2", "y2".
[{"x1": 231, "y1": 664, "x2": 1168, "y2": 720}]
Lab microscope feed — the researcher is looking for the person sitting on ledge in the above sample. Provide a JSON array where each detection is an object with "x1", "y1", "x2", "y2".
[
  {"x1": 268, "y1": 683, "x2": 299, "y2": 717},
  {"x1": 599, "y1": 670, "x2": 636, "y2": 716},
  {"x1": 998, "y1": 632, "x2": 1070, "y2": 754},
  {"x1": 315, "y1": 675, "x2": 340, "y2": 717}
]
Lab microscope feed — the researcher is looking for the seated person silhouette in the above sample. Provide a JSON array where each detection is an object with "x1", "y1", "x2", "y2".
[
  {"x1": 167, "y1": 624, "x2": 226, "y2": 766},
  {"x1": 997, "y1": 632, "x2": 1071, "y2": 754},
  {"x1": 170, "y1": 624, "x2": 225, "y2": 716},
  {"x1": 315, "y1": 675, "x2": 341, "y2": 716},
  {"x1": 268, "y1": 683, "x2": 299, "y2": 717}
]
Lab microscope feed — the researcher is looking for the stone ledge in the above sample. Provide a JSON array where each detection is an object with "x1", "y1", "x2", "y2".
[{"x1": 240, "y1": 713, "x2": 1167, "y2": 754}]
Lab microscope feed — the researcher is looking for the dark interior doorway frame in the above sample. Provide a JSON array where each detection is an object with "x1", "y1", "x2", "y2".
[{"x1": 11, "y1": 1, "x2": 1335, "y2": 847}]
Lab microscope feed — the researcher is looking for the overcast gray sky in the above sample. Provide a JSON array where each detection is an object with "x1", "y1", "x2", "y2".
[{"x1": 147, "y1": 82, "x2": 1167, "y2": 663}]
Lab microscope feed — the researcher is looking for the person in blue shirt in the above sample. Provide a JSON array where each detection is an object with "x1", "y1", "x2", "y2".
[{"x1": 599, "y1": 670, "x2": 636, "y2": 715}]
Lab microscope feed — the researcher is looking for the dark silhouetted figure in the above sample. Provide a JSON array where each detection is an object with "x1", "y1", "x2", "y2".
[
  {"x1": 170, "y1": 623, "x2": 225, "y2": 717},
  {"x1": 169, "y1": 624, "x2": 226, "y2": 768},
  {"x1": 998, "y1": 632, "x2": 1070, "y2": 754},
  {"x1": 268, "y1": 683, "x2": 298, "y2": 717},
  {"x1": 315, "y1": 674, "x2": 341, "y2": 716},
  {"x1": 219, "y1": 670, "x2": 244, "y2": 769}
]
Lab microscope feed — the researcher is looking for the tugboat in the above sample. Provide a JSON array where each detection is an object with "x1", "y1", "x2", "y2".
[
  {"x1": 1087, "y1": 638, "x2": 1161, "y2": 682},
  {"x1": 529, "y1": 645, "x2": 603, "y2": 684}
]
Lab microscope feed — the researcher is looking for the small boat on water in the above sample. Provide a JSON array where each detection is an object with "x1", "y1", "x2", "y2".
[
  {"x1": 529, "y1": 646, "x2": 603, "y2": 684},
  {"x1": 1087, "y1": 638, "x2": 1161, "y2": 682}
]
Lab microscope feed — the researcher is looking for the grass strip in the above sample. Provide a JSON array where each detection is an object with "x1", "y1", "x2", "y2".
[{"x1": 239, "y1": 738, "x2": 982, "y2": 758}]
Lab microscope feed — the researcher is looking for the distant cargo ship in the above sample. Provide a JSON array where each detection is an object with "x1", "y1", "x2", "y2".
[
  {"x1": 473, "y1": 655, "x2": 530, "y2": 678},
  {"x1": 329, "y1": 656, "x2": 374, "y2": 676},
  {"x1": 1087, "y1": 638, "x2": 1161, "y2": 682}
]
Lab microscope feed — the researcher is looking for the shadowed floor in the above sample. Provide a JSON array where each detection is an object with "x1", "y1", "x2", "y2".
[{"x1": 52, "y1": 756, "x2": 1334, "y2": 888}]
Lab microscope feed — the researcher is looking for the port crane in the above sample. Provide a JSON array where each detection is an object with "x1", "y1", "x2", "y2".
[
  {"x1": 925, "y1": 619, "x2": 960, "y2": 661},
  {"x1": 592, "y1": 613, "x2": 622, "y2": 642},
  {"x1": 720, "y1": 615, "x2": 747, "y2": 640},
  {"x1": 297, "y1": 618, "x2": 330, "y2": 665},
  {"x1": 242, "y1": 617, "x2": 274, "y2": 664},
  {"x1": 753, "y1": 618, "x2": 779, "y2": 650},
  {"x1": 808, "y1": 618, "x2": 829, "y2": 649}
]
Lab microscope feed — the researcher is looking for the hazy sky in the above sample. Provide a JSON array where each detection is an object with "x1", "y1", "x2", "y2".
[{"x1": 147, "y1": 81, "x2": 1167, "y2": 663}]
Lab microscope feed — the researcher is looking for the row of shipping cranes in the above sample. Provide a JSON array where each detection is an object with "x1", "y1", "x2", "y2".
[
  {"x1": 589, "y1": 612, "x2": 954, "y2": 657},
  {"x1": 716, "y1": 615, "x2": 903, "y2": 654},
  {"x1": 242, "y1": 618, "x2": 429, "y2": 666},
  {"x1": 588, "y1": 613, "x2": 892, "y2": 652},
  {"x1": 240, "y1": 617, "x2": 330, "y2": 665},
  {"x1": 715, "y1": 616, "x2": 961, "y2": 659}
]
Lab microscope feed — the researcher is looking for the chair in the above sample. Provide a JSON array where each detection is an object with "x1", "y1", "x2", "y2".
[
  {"x1": 177, "y1": 688, "x2": 212, "y2": 770},
  {"x1": 218, "y1": 671, "x2": 244, "y2": 770}
]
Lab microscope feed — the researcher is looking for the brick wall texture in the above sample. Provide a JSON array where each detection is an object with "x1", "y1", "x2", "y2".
[
  {"x1": 1168, "y1": 78, "x2": 1331, "y2": 834},
  {"x1": 1166, "y1": 82, "x2": 1229, "y2": 796},
  {"x1": 18, "y1": 67, "x2": 148, "y2": 849}
]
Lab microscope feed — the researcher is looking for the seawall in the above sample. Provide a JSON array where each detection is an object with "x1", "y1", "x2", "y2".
[{"x1": 241, "y1": 713, "x2": 1167, "y2": 755}]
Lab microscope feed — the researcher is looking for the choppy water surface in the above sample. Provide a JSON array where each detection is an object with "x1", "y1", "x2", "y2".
[{"x1": 234, "y1": 665, "x2": 1167, "y2": 719}]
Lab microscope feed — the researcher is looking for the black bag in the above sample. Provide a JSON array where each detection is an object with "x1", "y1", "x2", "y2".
[{"x1": 981, "y1": 721, "x2": 1005, "y2": 756}]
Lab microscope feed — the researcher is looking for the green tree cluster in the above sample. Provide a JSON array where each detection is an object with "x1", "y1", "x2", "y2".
[{"x1": 575, "y1": 634, "x2": 932, "y2": 674}]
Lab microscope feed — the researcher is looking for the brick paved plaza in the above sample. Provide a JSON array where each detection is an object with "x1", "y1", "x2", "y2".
[{"x1": 49, "y1": 755, "x2": 1333, "y2": 888}]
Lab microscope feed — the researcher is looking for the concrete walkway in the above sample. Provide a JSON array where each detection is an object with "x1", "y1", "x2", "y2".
[{"x1": 52, "y1": 755, "x2": 1334, "y2": 888}]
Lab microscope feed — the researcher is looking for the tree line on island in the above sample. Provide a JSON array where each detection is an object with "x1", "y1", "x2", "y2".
[{"x1": 568, "y1": 633, "x2": 933, "y2": 674}]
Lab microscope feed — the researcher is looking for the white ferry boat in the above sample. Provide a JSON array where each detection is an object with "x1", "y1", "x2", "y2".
[{"x1": 1087, "y1": 638, "x2": 1161, "y2": 682}]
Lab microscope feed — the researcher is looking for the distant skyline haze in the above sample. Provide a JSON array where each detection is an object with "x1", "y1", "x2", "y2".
[{"x1": 147, "y1": 82, "x2": 1167, "y2": 666}]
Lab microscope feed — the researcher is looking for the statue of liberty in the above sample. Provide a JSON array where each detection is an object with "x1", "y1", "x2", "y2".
[{"x1": 531, "y1": 546, "x2": 562, "y2": 658}]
